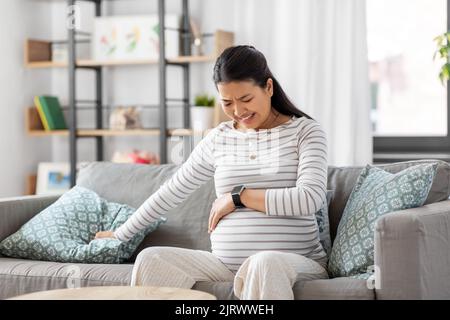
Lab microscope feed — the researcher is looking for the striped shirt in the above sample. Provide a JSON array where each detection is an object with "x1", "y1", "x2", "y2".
[{"x1": 114, "y1": 115, "x2": 329, "y2": 271}]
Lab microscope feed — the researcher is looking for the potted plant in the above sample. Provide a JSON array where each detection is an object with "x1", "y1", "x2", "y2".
[
  {"x1": 190, "y1": 94, "x2": 216, "y2": 130},
  {"x1": 433, "y1": 31, "x2": 450, "y2": 84}
]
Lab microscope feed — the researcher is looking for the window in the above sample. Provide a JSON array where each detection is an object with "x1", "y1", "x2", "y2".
[{"x1": 367, "y1": 0, "x2": 450, "y2": 155}]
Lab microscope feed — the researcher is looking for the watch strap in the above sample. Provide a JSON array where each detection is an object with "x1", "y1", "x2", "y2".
[{"x1": 231, "y1": 185, "x2": 246, "y2": 208}]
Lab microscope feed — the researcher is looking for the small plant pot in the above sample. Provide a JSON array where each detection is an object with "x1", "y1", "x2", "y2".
[{"x1": 190, "y1": 106, "x2": 215, "y2": 131}]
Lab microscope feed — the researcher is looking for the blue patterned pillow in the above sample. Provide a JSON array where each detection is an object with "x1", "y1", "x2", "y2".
[
  {"x1": 0, "y1": 186, "x2": 165, "y2": 263},
  {"x1": 328, "y1": 163, "x2": 437, "y2": 278},
  {"x1": 315, "y1": 190, "x2": 334, "y2": 257}
]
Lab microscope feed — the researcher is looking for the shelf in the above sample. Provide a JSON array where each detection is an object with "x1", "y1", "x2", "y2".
[
  {"x1": 26, "y1": 61, "x2": 68, "y2": 68},
  {"x1": 26, "y1": 106, "x2": 219, "y2": 137},
  {"x1": 27, "y1": 128, "x2": 211, "y2": 137},
  {"x1": 25, "y1": 56, "x2": 216, "y2": 69},
  {"x1": 168, "y1": 55, "x2": 216, "y2": 64},
  {"x1": 28, "y1": 130, "x2": 69, "y2": 137},
  {"x1": 24, "y1": 29, "x2": 233, "y2": 69},
  {"x1": 80, "y1": 129, "x2": 160, "y2": 136},
  {"x1": 169, "y1": 128, "x2": 213, "y2": 136},
  {"x1": 26, "y1": 129, "x2": 159, "y2": 137}
]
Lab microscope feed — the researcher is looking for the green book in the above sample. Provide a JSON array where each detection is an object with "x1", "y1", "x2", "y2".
[{"x1": 38, "y1": 96, "x2": 67, "y2": 130}]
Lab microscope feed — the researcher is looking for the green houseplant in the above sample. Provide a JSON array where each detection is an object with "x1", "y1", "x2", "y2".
[
  {"x1": 433, "y1": 32, "x2": 450, "y2": 84},
  {"x1": 191, "y1": 94, "x2": 216, "y2": 131},
  {"x1": 194, "y1": 94, "x2": 216, "y2": 107}
]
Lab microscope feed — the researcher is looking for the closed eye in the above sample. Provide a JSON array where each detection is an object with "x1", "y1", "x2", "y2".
[{"x1": 222, "y1": 97, "x2": 252, "y2": 106}]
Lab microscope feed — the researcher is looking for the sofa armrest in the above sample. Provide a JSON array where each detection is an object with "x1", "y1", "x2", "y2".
[
  {"x1": 0, "y1": 195, "x2": 60, "y2": 242},
  {"x1": 374, "y1": 199, "x2": 450, "y2": 299}
]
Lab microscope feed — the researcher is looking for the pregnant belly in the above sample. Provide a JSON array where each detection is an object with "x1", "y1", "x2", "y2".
[{"x1": 210, "y1": 210, "x2": 321, "y2": 271}]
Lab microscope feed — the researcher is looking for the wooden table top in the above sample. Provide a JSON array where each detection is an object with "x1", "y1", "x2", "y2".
[{"x1": 8, "y1": 286, "x2": 217, "y2": 300}]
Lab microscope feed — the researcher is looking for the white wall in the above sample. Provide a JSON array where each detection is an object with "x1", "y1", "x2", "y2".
[{"x1": 0, "y1": 0, "x2": 53, "y2": 197}]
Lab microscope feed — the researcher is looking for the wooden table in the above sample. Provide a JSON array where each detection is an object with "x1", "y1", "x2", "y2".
[{"x1": 8, "y1": 286, "x2": 216, "y2": 300}]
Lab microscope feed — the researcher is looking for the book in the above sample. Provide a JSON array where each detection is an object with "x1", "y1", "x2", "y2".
[
  {"x1": 34, "y1": 96, "x2": 50, "y2": 131},
  {"x1": 38, "y1": 96, "x2": 67, "y2": 130}
]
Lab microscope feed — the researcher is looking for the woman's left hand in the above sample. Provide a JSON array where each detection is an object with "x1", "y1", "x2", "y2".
[{"x1": 208, "y1": 193, "x2": 236, "y2": 233}]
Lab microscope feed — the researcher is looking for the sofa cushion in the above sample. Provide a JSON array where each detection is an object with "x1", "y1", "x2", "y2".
[
  {"x1": 326, "y1": 159, "x2": 450, "y2": 241},
  {"x1": 0, "y1": 257, "x2": 132, "y2": 299},
  {"x1": 293, "y1": 277, "x2": 375, "y2": 299},
  {"x1": 328, "y1": 163, "x2": 437, "y2": 278},
  {"x1": 0, "y1": 186, "x2": 164, "y2": 264},
  {"x1": 193, "y1": 277, "x2": 375, "y2": 300}
]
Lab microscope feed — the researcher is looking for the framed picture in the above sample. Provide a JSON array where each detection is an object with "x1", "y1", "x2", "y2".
[
  {"x1": 36, "y1": 162, "x2": 88, "y2": 196},
  {"x1": 92, "y1": 14, "x2": 180, "y2": 61}
]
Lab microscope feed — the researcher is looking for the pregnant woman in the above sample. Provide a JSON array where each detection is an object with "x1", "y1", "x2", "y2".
[{"x1": 95, "y1": 45, "x2": 329, "y2": 300}]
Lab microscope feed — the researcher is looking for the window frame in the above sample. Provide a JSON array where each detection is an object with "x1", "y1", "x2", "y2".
[{"x1": 373, "y1": 0, "x2": 450, "y2": 155}]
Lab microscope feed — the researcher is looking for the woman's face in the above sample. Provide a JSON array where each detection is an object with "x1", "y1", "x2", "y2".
[{"x1": 217, "y1": 79, "x2": 273, "y2": 130}]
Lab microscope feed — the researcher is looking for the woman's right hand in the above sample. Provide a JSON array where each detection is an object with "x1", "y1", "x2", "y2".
[
  {"x1": 208, "y1": 192, "x2": 236, "y2": 233},
  {"x1": 94, "y1": 231, "x2": 116, "y2": 239}
]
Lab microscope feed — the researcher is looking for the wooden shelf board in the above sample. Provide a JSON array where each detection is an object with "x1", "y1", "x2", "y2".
[
  {"x1": 27, "y1": 128, "x2": 212, "y2": 137},
  {"x1": 78, "y1": 129, "x2": 161, "y2": 136},
  {"x1": 168, "y1": 128, "x2": 212, "y2": 136},
  {"x1": 26, "y1": 61, "x2": 68, "y2": 68},
  {"x1": 27, "y1": 130, "x2": 69, "y2": 136},
  {"x1": 78, "y1": 59, "x2": 159, "y2": 67},
  {"x1": 168, "y1": 55, "x2": 215, "y2": 63},
  {"x1": 25, "y1": 55, "x2": 215, "y2": 69}
]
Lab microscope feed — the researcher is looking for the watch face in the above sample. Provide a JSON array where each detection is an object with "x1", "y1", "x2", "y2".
[{"x1": 232, "y1": 185, "x2": 244, "y2": 195}]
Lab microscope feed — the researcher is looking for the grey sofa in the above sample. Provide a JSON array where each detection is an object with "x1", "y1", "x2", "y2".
[{"x1": 1, "y1": 159, "x2": 450, "y2": 300}]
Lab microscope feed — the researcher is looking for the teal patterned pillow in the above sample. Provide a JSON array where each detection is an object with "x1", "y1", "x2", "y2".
[
  {"x1": 315, "y1": 190, "x2": 334, "y2": 257},
  {"x1": 0, "y1": 186, "x2": 165, "y2": 264},
  {"x1": 328, "y1": 163, "x2": 437, "y2": 278}
]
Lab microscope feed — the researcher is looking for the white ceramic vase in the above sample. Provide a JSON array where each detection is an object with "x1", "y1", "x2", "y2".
[{"x1": 190, "y1": 106, "x2": 215, "y2": 131}]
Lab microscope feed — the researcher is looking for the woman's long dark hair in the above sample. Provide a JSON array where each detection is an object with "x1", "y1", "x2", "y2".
[{"x1": 213, "y1": 45, "x2": 313, "y2": 120}]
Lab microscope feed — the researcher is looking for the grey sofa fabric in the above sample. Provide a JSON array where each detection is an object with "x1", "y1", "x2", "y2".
[
  {"x1": 193, "y1": 277, "x2": 374, "y2": 300},
  {"x1": 374, "y1": 199, "x2": 450, "y2": 300},
  {"x1": 0, "y1": 195, "x2": 60, "y2": 243},
  {"x1": 1, "y1": 159, "x2": 449, "y2": 300},
  {"x1": 0, "y1": 257, "x2": 132, "y2": 299},
  {"x1": 293, "y1": 277, "x2": 375, "y2": 300}
]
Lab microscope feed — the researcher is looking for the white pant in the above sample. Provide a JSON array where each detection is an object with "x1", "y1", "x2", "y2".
[{"x1": 131, "y1": 247, "x2": 328, "y2": 300}]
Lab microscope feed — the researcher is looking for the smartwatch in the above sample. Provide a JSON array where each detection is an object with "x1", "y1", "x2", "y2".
[{"x1": 231, "y1": 185, "x2": 246, "y2": 208}]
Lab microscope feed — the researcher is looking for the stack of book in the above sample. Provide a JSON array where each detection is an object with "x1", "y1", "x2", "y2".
[{"x1": 34, "y1": 96, "x2": 67, "y2": 130}]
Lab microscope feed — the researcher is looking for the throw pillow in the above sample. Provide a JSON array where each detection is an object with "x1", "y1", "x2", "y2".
[
  {"x1": 0, "y1": 186, "x2": 165, "y2": 264},
  {"x1": 315, "y1": 190, "x2": 334, "y2": 257},
  {"x1": 328, "y1": 163, "x2": 437, "y2": 278}
]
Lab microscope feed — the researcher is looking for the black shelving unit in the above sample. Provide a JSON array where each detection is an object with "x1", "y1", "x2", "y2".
[{"x1": 67, "y1": 0, "x2": 194, "y2": 186}]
